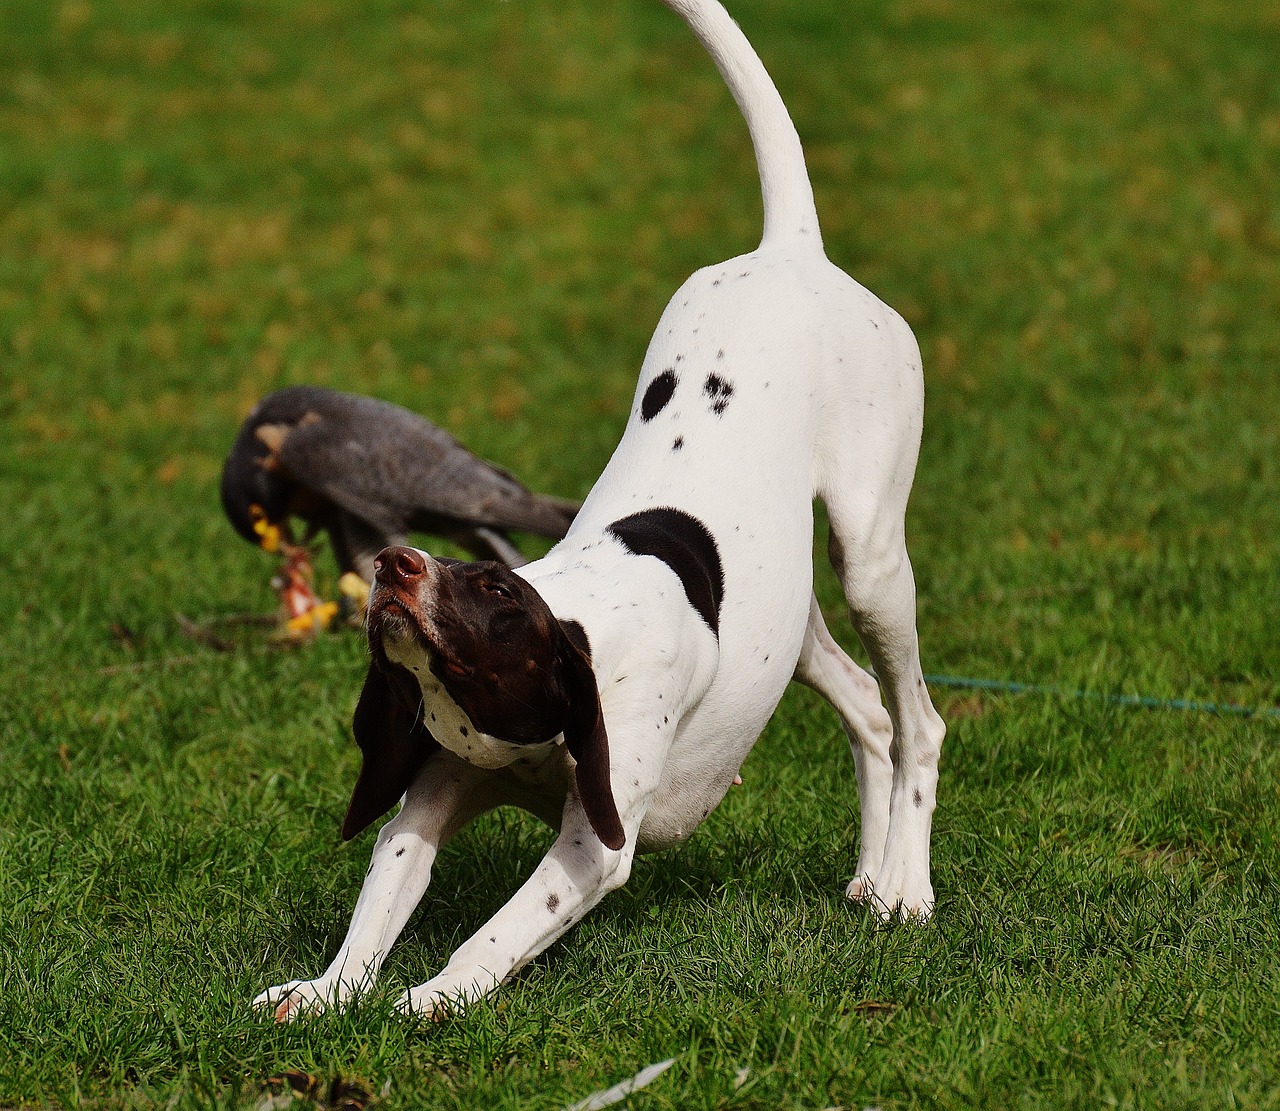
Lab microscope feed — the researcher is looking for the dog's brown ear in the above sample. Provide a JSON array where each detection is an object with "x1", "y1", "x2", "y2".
[
  {"x1": 342, "y1": 661, "x2": 439, "y2": 841},
  {"x1": 559, "y1": 624, "x2": 625, "y2": 851}
]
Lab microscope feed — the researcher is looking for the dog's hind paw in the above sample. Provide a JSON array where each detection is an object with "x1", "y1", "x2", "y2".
[{"x1": 845, "y1": 873, "x2": 934, "y2": 923}]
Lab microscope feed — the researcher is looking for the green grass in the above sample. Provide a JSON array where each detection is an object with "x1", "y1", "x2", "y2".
[{"x1": 2, "y1": 0, "x2": 1279, "y2": 1106}]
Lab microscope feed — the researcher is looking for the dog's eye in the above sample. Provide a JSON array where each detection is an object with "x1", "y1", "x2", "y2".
[{"x1": 481, "y1": 581, "x2": 513, "y2": 599}]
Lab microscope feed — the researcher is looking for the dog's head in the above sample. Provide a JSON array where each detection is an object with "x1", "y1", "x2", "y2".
[{"x1": 341, "y1": 545, "x2": 624, "y2": 851}]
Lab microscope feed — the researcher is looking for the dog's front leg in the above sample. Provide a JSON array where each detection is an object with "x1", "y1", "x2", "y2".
[
  {"x1": 397, "y1": 799, "x2": 637, "y2": 1017},
  {"x1": 392, "y1": 712, "x2": 679, "y2": 1019},
  {"x1": 254, "y1": 755, "x2": 492, "y2": 1021}
]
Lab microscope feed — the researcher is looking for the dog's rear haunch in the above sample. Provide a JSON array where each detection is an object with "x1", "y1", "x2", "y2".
[{"x1": 254, "y1": 0, "x2": 944, "y2": 1021}]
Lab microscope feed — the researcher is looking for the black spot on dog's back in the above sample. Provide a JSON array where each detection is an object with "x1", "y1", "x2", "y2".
[
  {"x1": 607, "y1": 507, "x2": 724, "y2": 635},
  {"x1": 641, "y1": 369, "x2": 678, "y2": 421},
  {"x1": 704, "y1": 373, "x2": 733, "y2": 415}
]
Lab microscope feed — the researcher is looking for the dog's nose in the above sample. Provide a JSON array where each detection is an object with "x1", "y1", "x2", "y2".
[{"x1": 373, "y1": 545, "x2": 428, "y2": 585}]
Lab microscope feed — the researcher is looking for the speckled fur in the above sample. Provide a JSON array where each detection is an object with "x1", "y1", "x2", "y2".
[{"x1": 254, "y1": 0, "x2": 945, "y2": 1022}]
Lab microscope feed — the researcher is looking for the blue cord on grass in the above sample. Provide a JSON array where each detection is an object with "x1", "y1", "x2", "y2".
[{"x1": 924, "y1": 674, "x2": 1280, "y2": 720}]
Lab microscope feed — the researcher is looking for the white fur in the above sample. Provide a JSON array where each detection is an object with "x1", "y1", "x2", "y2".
[{"x1": 254, "y1": 0, "x2": 944, "y2": 1021}]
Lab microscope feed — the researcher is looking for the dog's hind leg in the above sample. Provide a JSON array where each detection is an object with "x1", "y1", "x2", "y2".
[
  {"x1": 794, "y1": 594, "x2": 895, "y2": 901},
  {"x1": 822, "y1": 499, "x2": 945, "y2": 921}
]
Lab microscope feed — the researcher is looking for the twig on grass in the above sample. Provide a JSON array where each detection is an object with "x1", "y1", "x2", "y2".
[
  {"x1": 97, "y1": 653, "x2": 224, "y2": 676},
  {"x1": 95, "y1": 612, "x2": 289, "y2": 675},
  {"x1": 175, "y1": 612, "x2": 236, "y2": 651},
  {"x1": 199, "y1": 612, "x2": 278, "y2": 628}
]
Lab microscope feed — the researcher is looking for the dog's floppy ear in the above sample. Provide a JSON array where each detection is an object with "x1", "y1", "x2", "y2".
[
  {"x1": 342, "y1": 660, "x2": 439, "y2": 841},
  {"x1": 558, "y1": 623, "x2": 625, "y2": 851}
]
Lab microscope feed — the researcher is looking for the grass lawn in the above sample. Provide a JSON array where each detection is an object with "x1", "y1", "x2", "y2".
[{"x1": 2, "y1": 0, "x2": 1279, "y2": 1106}]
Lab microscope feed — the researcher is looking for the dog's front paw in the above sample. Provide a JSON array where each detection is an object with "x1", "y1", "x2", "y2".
[
  {"x1": 253, "y1": 978, "x2": 343, "y2": 1023},
  {"x1": 395, "y1": 968, "x2": 497, "y2": 1019},
  {"x1": 394, "y1": 987, "x2": 454, "y2": 1021}
]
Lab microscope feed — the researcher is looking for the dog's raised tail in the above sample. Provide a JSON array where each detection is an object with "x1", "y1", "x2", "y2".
[{"x1": 662, "y1": 0, "x2": 820, "y2": 248}]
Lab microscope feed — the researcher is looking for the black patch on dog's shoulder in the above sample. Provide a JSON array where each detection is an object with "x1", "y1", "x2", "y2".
[
  {"x1": 607, "y1": 507, "x2": 724, "y2": 635},
  {"x1": 641, "y1": 369, "x2": 678, "y2": 421},
  {"x1": 704, "y1": 373, "x2": 733, "y2": 415},
  {"x1": 672, "y1": 436, "x2": 684, "y2": 452}
]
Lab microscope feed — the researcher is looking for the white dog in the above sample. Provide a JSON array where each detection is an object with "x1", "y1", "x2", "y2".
[{"x1": 255, "y1": 0, "x2": 944, "y2": 1021}]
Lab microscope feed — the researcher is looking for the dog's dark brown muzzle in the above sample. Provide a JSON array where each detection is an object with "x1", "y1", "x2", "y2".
[
  {"x1": 368, "y1": 546, "x2": 436, "y2": 643},
  {"x1": 373, "y1": 545, "x2": 429, "y2": 586}
]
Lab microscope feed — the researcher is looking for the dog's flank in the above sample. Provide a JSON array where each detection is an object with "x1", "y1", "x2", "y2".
[{"x1": 254, "y1": 0, "x2": 943, "y2": 1023}]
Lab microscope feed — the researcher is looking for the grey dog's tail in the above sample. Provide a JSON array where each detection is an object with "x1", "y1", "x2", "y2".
[{"x1": 661, "y1": 0, "x2": 821, "y2": 249}]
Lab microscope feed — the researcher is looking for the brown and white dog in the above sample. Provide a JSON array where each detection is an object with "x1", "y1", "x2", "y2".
[{"x1": 255, "y1": 0, "x2": 945, "y2": 1020}]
